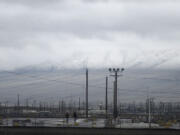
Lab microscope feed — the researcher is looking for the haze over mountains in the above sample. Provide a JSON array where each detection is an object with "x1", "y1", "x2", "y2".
[
  {"x1": 0, "y1": 67, "x2": 180, "y2": 105},
  {"x1": 0, "y1": 0, "x2": 180, "y2": 105}
]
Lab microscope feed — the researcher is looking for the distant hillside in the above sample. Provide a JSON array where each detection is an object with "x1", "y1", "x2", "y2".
[{"x1": 0, "y1": 68, "x2": 180, "y2": 105}]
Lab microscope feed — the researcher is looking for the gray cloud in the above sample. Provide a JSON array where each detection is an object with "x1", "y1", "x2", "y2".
[{"x1": 0, "y1": 0, "x2": 180, "y2": 70}]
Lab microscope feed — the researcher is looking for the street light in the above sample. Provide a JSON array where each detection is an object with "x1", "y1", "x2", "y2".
[{"x1": 109, "y1": 68, "x2": 125, "y2": 119}]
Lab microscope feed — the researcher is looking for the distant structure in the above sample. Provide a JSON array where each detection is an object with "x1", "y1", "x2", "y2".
[
  {"x1": 105, "y1": 76, "x2": 108, "y2": 118},
  {"x1": 86, "y1": 68, "x2": 88, "y2": 118},
  {"x1": 109, "y1": 68, "x2": 124, "y2": 119}
]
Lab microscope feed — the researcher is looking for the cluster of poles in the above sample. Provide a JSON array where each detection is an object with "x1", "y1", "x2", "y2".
[{"x1": 85, "y1": 68, "x2": 125, "y2": 119}]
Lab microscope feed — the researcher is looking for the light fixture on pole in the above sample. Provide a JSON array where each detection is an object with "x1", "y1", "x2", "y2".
[{"x1": 109, "y1": 68, "x2": 124, "y2": 119}]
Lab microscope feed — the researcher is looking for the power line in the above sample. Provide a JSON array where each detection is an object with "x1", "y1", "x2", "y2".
[{"x1": 2, "y1": 70, "x2": 180, "y2": 100}]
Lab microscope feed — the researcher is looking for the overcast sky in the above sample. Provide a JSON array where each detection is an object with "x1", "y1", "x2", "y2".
[{"x1": 0, "y1": 0, "x2": 180, "y2": 70}]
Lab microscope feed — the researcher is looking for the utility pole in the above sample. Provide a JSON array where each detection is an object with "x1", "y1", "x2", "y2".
[
  {"x1": 39, "y1": 101, "x2": 42, "y2": 111},
  {"x1": 148, "y1": 97, "x2": 151, "y2": 128},
  {"x1": 79, "y1": 97, "x2": 81, "y2": 111},
  {"x1": 114, "y1": 80, "x2": 117, "y2": 118},
  {"x1": 109, "y1": 68, "x2": 124, "y2": 119},
  {"x1": 147, "y1": 89, "x2": 151, "y2": 128},
  {"x1": 61, "y1": 100, "x2": 64, "y2": 113},
  {"x1": 86, "y1": 68, "x2": 88, "y2": 118},
  {"x1": 5, "y1": 101, "x2": 9, "y2": 126},
  {"x1": 17, "y1": 94, "x2": 20, "y2": 115},
  {"x1": 59, "y1": 100, "x2": 61, "y2": 112},
  {"x1": 43, "y1": 102, "x2": 46, "y2": 111},
  {"x1": 105, "y1": 76, "x2": 108, "y2": 118},
  {"x1": 26, "y1": 98, "x2": 29, "y2": 110},
  {"x1": 17, "y1": 94, "x2": 20, "y2": 108},
  {"x1": 73, "y1": 101, "x2": 76, "y2": 111},
  {"x1": 33, "y1": 100, "x2": 36, "y2": 110}
]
